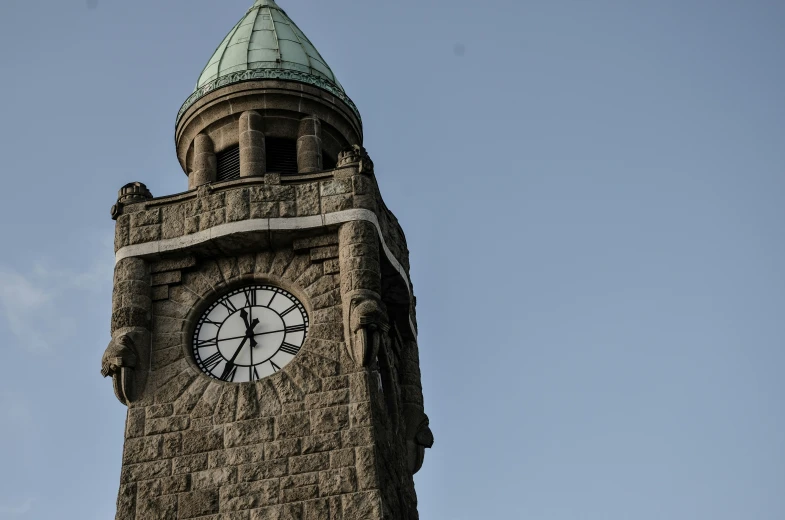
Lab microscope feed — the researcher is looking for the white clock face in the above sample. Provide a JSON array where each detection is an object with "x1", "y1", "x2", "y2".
[{"x1": 192, "y1": 285, "x2": 309, "y2": 383}]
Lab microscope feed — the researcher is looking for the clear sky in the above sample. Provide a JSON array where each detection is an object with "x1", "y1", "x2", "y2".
[{"x1": 0, "y1": 0, "x2": 783, "y2": 518}]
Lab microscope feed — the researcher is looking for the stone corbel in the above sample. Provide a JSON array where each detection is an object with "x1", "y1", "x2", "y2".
[
  {"x1": 100, "y1": 334, "x2": 141, "y2": 406},
  {"x1": 404, "y1": 408, "x2": 434, "y2": 474},
  {"x1": 346, "y1": 290, "x2": 389, "y2": 368}
]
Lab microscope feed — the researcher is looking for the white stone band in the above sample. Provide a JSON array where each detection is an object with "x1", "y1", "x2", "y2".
[{"x1": 115, "y1": 208, "x2": 417, "y2": 336}]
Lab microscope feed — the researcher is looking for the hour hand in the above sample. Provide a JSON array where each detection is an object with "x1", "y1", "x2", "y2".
[
  {"x1": 240, "y1": 308, "x2": 251, "y2": 329},
  {"x1": 248, "y1": 318, "x2": 260, "y2": 347}
]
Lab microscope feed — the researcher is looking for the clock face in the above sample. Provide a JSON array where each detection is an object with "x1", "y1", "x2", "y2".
[{"x1": 192, "y1": 285, "x2": 309, "y2": 383}]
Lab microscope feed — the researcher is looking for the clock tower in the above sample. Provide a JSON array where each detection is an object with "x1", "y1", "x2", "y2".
[{"x1": 101, "y1": 1, "x2": 433, "y2": 518}]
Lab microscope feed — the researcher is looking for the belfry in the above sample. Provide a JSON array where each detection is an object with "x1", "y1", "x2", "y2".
[{"x1": 102, "y1": 1, "x2": 433, "y2": 518}]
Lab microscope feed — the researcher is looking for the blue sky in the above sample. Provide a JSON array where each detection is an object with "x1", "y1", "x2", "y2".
[{"x1": 0, "y1": 0, "x2": 783, "y2": 518}]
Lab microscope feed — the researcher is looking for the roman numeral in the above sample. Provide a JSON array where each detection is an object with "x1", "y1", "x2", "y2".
[
  {"x1": 220, "y1": 298, "x2": 237, "y2": 314},
  {"x1": 204, "y1": 319, "x2": 222, "y2": 327},
  {"x1": 270, "y1": 361, "x2": 282, "y2": 372},
  {"x1": 197, "y1": 337, "x2": 218, "y2": 349},
  {"x1": 285, "y1": 324, "x2": 306, "y2": 334},
  {"x1": 202, "y1": 352, "x2": 223, "y2": 371},
  {"x1": 279, "y1": 343, "x2": 300, "y2": 356},
  {"x1": 244, "y1": 289, "x2": 257, "y2": 308},
  {"x1": 280, "y1": 305, "x2": 297, "y2": 317},
  {"x1": 250, "y1": 366, "x2": 260, "y2": 381},
  {"x1": 267, "y1": 292, "x2": 277, "y2": 307}
]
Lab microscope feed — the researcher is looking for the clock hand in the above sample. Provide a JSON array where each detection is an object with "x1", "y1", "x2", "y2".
[
  {"x1": 247, "y1": 318, "x2": 260, "y2": 347},
  {"x1": 221, "y1": 318, "x2": 260, "y2": 379},
  {"x1": 239, "y1": 308, "x2": 251, "y2": 330},
  {"x1": 220, "y1": 334, "x2": 249, "y2": 380}
]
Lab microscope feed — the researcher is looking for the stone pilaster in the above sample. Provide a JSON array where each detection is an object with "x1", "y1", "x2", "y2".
[
  {"x1": 239, "y1": 110, "x2": 265, "y2": 178},
  {"x1": 189, "y1": 134, "x2": 217, "y2": 190},
  {"x1": 297, "y1": 116, "x2": 322, "y2": 174}
]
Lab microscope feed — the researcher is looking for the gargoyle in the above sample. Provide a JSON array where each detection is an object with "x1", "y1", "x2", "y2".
[
  {"x1": 346, "y1": 290, "x2": 388, "y2": 368},
  {"x1": 337, "y1": 144, "x2": 374, "y2": 175},
  {"x1": 405, "y1": 411, "x2": 434, "y2": 474},
  {"x1": 101, "y1": 334, "x2": 140, "y2": 406}
]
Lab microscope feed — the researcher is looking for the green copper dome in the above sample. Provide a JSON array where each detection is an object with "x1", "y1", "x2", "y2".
[{"x1": 177, "y1": 0, "x2": 359, "y2": 125}]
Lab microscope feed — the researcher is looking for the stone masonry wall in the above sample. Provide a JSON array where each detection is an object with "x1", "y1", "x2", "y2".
[
  {"x1": 115, "y1": 242, "x2": 397, "y2": 519},
  {"x1": 114, "y1": 168, "x2": 410, "y2": 276}
]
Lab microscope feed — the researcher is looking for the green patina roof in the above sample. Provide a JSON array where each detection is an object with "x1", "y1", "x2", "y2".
[{"x1": 177, "y1": 0, "x2": 359, "y2": 126}]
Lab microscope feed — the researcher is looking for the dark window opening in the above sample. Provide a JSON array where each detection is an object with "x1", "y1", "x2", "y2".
[
  {"x1": 216, "y1": 145, "x2": 240, "y2": 182},
  {"x1": 266, "y1": 137, "x2": 298, "y2": 175},
  {"x1": 322, "y1": 151, "x2": 336, "y2": 170}
]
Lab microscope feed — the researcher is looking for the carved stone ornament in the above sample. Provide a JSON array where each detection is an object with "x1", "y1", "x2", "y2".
[
  {"x1": 111, "y1": 182, "x2": 153, "y2": 220},
  {"x1": 336, "y1": 145, "x2": 374, "y2": 174},
  {"x1": 405, "y1": 411, "x2": 434, "y2": 475},
  {"x1": 345, "y1": 290, "x2": 388, "y2": 368},
  {"x1": 100, "y1": 334, "x2": 140, "y2": 406}
]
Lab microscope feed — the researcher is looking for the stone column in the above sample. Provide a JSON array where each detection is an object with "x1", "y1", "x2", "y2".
[
  {"x1": 106, "y1": 257, "x2": 152, "y2": 407},
  {"x1": 297, "y1": 116, "x2": 322, "y2": 174},
  {"x1": 239, "y1": 110, "x2": 265, "y2": 177},
  {"x1": 339, "y1": 220, "x2": 384, "y2": 368},
  {"x1": 189, "y1": 133, "x2": 217, "y2": 189}
]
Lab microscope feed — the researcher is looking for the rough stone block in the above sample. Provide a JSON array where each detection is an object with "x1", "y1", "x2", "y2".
[
  {"x1": 121, "y1": 460, "x2": 171, "y2": 484},
  {"x1": 304, "y1": 390, "x2": 349, "y2": 410},
  {"x1": 354, "y1": 446, "x2": 378, "y2": 490},
  {"x1": 227, "y1": 189, "x2": 251, "y2": 222},
  {"x1": 130, "y1": 225, "x2": 162, "y2": 245},
  {"x1": 225, "y1": 418, "x2": 275, "y2": 448},
  {"x1": 146, "y1": 416, "x2": 190, "y2": 435},
  {"x1": 341, "y1": 491, "x2": 381, "y2": 520},
  {"x1": 179, "y1": 489, "x2": 220, "y2": 518},
  {"x1": 329, "y1": 449, "x2": 355, "y2": 469},
  {"x1": 318, "y1": 467, "x2": 357, "y2": 497},
  {"x1": 321, "y1": 194, "x2": 353, "y2": 214},
  {"x1": 264, "y1": 439, "x2": 301, "y2": 461},
  {"x1": 126, "y1": 408, "x2": 145, "y2": 438},
  {"x1": 182, "y1": 427, "x2": 224, "y2": 455},
  {"x1": 123, "y1": 436, "x2": 163, "y2": 464},
  {"x1": 151, "y1": 285, "x2": 169, "y2": 301},
  {"x1": 251, "y1": 202, "x2": 280, "y2": 219},
  {"x1": 280, "y1": 485, "x2": 319, "y2": 504},
  {"x1": 296, "y1": 184, "x2": 320, "y2": 216},
  {"x1": 192, "y1": 467, "x2": 238, "y2": 490},
  {"x1": 320, "y1": 179, "x2": 352, "y2": 196},
  {"x1": 280, "y1": 473, "x2": 318, "y2": 490},
  {"x1": 132, "y1": 209, "x2": 161, "y2": 227},
  {"x1": 349, "y1": 402, "x2": 371, "y2": 428},
  {"x1": 289, "y1": 453, "x2": 329, "y2": 475},
  {"x1": 340, "y1": 428, "x2": 373, "y2": 448},
  {"x1": 173, "y1": 454, "x2": 209, "y2": 475},
  {"x1": 210, "y1": 445, "x2": 265, "y2": 468},
  {"x1": 309, "y1": 246, "x2": 339, "y2": 262},
  {"x1": 151, "y1": 271, "x2": 182, "y2": 286},
  {"x1": 137, "y1": 495, "x2": 177, "y2": 520},
  {"x1": 323, "y1": 258, "x2": 340, "y2": 275},
  {"x1": 279, "y1": 200, "x2": 296, "y2": 217},
  {"x1": 238, "y1": 460, "x2": 289, "y2": 482},
  {"x1": 221, "y1": 480, "x2": 280, "y2": 511},
  {"x1": 161, "y1": 205, "x2": 186, "y2": 239},
  {"x1": 275, "y1": 412, "x2": 310, "y2": 439},
  {"x1": 250, "y1": 503, "x2": 303, "y2": 520}
]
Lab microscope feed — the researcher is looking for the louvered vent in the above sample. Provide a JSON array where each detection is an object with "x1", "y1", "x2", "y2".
[
  {"x1": 266, "y1": 138, "x2": 298, "y2": 175},
  {"x1": 216, "y1": 145, "x2": 241, "y2": 181}
]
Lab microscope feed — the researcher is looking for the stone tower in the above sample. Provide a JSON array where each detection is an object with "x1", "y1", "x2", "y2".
[{"x1": 102, "y1": 1, "x2": 433, "y2": 519}]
